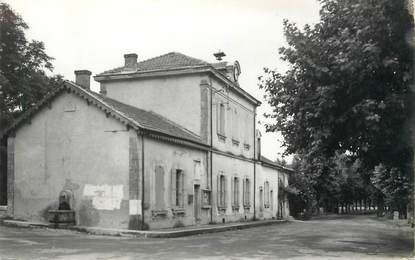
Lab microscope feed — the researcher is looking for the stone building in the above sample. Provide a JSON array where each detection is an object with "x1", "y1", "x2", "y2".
[{"x1": 0, "y1": 52, "x2": 292, "y2": 230}]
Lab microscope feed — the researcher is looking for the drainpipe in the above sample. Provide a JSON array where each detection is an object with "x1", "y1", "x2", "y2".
[
  {"x1": 141, "y1": 133, "x2": 145, "y2": 229},
  {"x1": 209, "y1": 77, "x2": 213, "y2": 224},
  {"x1": 253, "y1": 108, "x2": 257, "y2": 220}
]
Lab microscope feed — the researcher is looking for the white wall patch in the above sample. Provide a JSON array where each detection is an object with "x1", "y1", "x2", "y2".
[
  {"x1": 83, "y1": 184, "x2": 124, "y2": 210},
  {"x1": 129, "y1": 199, "x2": 142, "y2": 215}
]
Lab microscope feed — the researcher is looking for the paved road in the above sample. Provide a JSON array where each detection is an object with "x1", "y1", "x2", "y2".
[{"x1": 0, "y1": 215, "x2": 412, "y2": 259}]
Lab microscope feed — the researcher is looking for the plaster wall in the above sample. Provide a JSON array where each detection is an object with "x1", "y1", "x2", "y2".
[
  {"x1": 11, "y1": 93, "x2": 131, "y2": 229},
  {"x1": 211, "y1": 153, "x2": 255, "y2": 223},
  {"x1": 255, "y1": 164, "x2": 280, "y2": 220},
  {"x1": 210, "y1": 78, "x2": 256, "y2": 159},
  {"x1": 143, "y1": 137, "x2": 209, "y2": 229},
  {"x1": 102, "y1": 75, "x2": 204, "y2": 137}
]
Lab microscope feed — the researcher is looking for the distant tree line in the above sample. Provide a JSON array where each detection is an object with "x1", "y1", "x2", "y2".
[{"x1": 261, "y1": 0, "x2": 413, "y2": 219}]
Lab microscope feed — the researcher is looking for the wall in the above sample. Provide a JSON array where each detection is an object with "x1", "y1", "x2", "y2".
[
  {"x1": 143, "y1": 137, "x2": 209, "y2": 229},
  {"x1": 102, "y1": 75, "x2": 205, "y2": 138},
  {"x1": 211, "y1": 153, "x2": 255, "y2": 223},
  {"x1": 11, "y1": 93, "x2": 131, "y2": 229},
  {"x1": 255, "y1": 164, "x2": 280, "y2": 220},
  {"x1": 210, "y1": 78, "x2": 256, "y2": 159}
]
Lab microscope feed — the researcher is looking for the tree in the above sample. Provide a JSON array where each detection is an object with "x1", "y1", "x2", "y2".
[
  {"x1": 0, "y1": 3, "x2": 62, "y2": 132},
  {"x1": 260, "y1": 0, "x2": 413, "y2": 217}
]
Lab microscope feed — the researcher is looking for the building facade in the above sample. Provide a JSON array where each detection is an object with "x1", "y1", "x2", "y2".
[{"x1": 0, "y1": 52, "x2": 292, "y2": 230}]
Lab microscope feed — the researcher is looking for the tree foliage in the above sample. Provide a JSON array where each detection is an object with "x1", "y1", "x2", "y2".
[
  {"x1": 0, "y1": 3, "x2": 62, "y2": 131},
  {"x1": 260, "y1": 0, "x2": 413, "y2": 215}
]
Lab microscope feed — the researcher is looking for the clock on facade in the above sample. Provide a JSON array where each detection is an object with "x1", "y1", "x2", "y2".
[{"x1": 233, "y1": 60, "x2": 241, "y2": 82}]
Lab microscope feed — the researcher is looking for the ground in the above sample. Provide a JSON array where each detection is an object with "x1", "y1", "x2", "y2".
[{"x1": 0, "y1": 215, "x2": 412, "y2": 260}]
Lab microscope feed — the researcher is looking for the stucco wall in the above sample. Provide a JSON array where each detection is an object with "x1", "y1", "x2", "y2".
[
  {"x1": 143, "y1": 137, "x2": 209, "y2": 229},
  {"x1": 211, "y1": 153, "x2": 255, "y2": 223},
  {"x1": 210, "y1": 78, "x2": 256, "y2": 159},
  {"x1": 12, "y1": 93, "x2": 131, "y2": 229},
  {"x1": 102, "y1": 75, "x2": 203, "y2": 136},
  {"x1": 255, "y1": 164, "x2": 280, "y2": 220}
]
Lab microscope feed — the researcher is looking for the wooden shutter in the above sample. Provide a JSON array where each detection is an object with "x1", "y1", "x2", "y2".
[
  {"x1": 155, "y1": 166, "x2": 165, "y2": 210},
  {"x1": 224, "y1": 176, "x2": 227, "y2": 207},
  {"x1": 247, "y1": 179, "x2": 250, "y2": 206},
  {"x1": 180, "y1": 171, "x2": 184, "y2": 207},
  {"x1": 171, "y1": 169, "x2": 176, "y2": 207},
  {"x1": 216, "y1": 103, "x2": 220, "y2": 134},
  {"x1": 236, "y1": 178, "x2": 239, "y2": 205},
  {"x1": 217, "y1": 174, "x2": 221, "y2": 207},
  {"x1": 231, "y1": 177, "x2": 234, "y2": 206}
]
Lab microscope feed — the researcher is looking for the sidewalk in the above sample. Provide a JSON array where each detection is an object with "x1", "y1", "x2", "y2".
[{"x1": 1, "y1": 218, "x2": 288, "y2": 238}]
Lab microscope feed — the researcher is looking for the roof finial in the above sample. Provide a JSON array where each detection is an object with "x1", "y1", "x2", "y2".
[{"x1": 213, "y1": 50, "x2": 226, "y2": 61}]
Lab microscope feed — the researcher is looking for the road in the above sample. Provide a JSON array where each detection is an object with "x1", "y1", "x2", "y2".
[{"x1": 0, "y1": 215, "x2": 412, "y2": 259}]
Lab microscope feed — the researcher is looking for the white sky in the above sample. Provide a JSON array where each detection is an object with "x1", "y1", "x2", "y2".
[{"x1": 6, "y1": 0, "x2": 320, "y2": 163}]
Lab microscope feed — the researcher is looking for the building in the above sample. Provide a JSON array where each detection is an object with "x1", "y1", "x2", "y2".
[{"x1": 0, "y1": 52, "x2": 293, "y2": 230}]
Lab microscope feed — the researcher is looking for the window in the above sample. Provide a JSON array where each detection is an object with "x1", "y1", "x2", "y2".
[
  {"x1": 232, "y1": 177, "x2": 240, "y2": 209},
  {"x1": 193, "y1": 160, "x2": 201, "y2": 181},
  {"x1": 232, "y1": 108, "x2": 238, "y2": 140},
  {"x1": 217, "y1": 103, "x2": 226, "y2": 136},
  {"x1": 264, "y1": 181, "x2": 270, "y2": 208},
  {"x1": 243, "y1": 178, "x2": 250, "y2": 208},
  {"x1": 172, "y1": 169, "x2": 184, "y2": 208},
  {"x1": 155, "y1": 166, "x2": 165, "y2": 210},
  {"x1": 217, "y1": 174, "x2": 226, "y2": 208}
]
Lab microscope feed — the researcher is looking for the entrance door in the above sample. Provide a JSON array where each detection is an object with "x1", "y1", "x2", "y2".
[{"x1": 194, "y1": 185, "x2": 200, "y2": 223}]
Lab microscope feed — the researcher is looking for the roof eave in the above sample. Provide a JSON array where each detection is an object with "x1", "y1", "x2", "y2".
[{"x1": 94, "y1": 65, "x2": 261, "y2": 106}]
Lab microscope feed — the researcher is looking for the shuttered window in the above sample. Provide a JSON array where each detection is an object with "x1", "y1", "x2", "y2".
[
  {"x1": 264, "y1": 181, "x2": 270, "y2": 208},
  {"x1": 243, "y1": 178, "x2": 250, "y2": 207},
  {"x1": 155, "y1": 166, "x2": 165, "y2": 210},
  {"x1": 172, "y1": 169, "x2": 184, "y2": 208},
  {"x1": 232, "y1": 177, "x2": 239, "y2": 207},
  {"x1": 217, "y1": 103, "x2": 226, "y2": 135},
  {"x1": 217, "y1": 174, "x2": 226, "y2": 208}
]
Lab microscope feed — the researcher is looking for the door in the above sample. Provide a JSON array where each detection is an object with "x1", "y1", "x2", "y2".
[{"x1": 194, "y1": 185, "x2": 200, "y2": 222}]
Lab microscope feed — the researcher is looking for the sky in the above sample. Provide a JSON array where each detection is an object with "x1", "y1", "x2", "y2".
[{"x1": 5, "y1": 0, "x2": 321, "y2": 162}]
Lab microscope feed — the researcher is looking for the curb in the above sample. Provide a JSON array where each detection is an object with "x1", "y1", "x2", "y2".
[{"x1": 1, "y1": 219, "x2": 288, "y2": 238}]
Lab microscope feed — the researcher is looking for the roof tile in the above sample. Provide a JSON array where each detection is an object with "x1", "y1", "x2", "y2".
[{"x1": 98, "y1": 52, "x2": 209, "y2": 75}]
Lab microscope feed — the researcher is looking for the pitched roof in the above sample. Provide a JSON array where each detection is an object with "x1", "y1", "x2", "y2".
[
  {"x1": 95, "y1": 51, "x2": 262, "y2": 106},
  {"x1": 260, "y1": 155, "x2": 294, "y2": 173},
  {"x1": 1, "y1": 81, "x2": 204, "y2": 146},
  {"x1": 98, "y1": 52, "x2": 210, "y2": 75},
  {"x1": 96, "y1": 94, "x2": 201, "y2": 143}
]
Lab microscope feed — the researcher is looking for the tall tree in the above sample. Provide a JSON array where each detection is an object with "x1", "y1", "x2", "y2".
[
  {"x1": 0, "y1": 3, "x2": 61, "y2": 131},
  {"x1": 260, "y1": 0, "x2": 413, "y2": 216}
]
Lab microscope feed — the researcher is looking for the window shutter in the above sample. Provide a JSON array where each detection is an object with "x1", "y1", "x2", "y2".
[
  {"x1": 171, "y1": 169, "x2": 176, "y2": 207},
  {"x1": 231, "y1": 177, "x2": 234, "y2": 206},
  {"x1": 224, "y1": 176, "x2": 227, "y2": 207},
  {"x1": 236, "y1": 178, "x2": 239, "y2": 205},
  {"x1": 247, "y1": 179, "x2": 250, "y2": 205},
  {"x1": 180, "y1": 171, "x2": 185, "y2": 207},
  {"x1": 217, "y1": 174, "x2": 221, "y2": 207},
  {"x1": 216, "y1": 103, "x2": 220, "y2": 134}
]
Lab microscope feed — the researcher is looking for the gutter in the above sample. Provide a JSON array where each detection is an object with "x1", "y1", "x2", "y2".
[
  {"x1": 253, "y1": 108, "x2": 256, "y2": 220},
  {"x1": 141, "y1": 134, "x2": 145, "y2": 229},
  {"x1": 209, "y1": 77, "x2": 213, "y2": 224}
]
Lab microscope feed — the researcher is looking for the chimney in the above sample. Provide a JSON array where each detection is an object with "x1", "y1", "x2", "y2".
[
  {"x1": 124, "y1": 53, "x2": 138, "y2": 70},
  {"x1": 74, "y1": 70, "x2": 92, "y2": 90}
]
